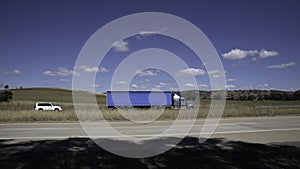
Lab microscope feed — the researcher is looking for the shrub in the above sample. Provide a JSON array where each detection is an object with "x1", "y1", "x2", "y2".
[
  {"x1": 0, "y1": 90, "x2": 13, "y2": 102},
  {"x1": 294, "y1": 90, "x2": 300, "y2": 100}
]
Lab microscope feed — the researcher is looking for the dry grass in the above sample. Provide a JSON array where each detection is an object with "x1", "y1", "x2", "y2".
[
  {"x1": 0, "y1": 110, "x2": 77, "y2": 123},
  {"x1": 222, "y1": 100, "x2": 300, "y2": 117},
  {"x1": 0, "y1": 100, "x2": 300, "y2": 122},
  {"x1": 0, "y1": 101, "x2": 76, "y2": 122}
]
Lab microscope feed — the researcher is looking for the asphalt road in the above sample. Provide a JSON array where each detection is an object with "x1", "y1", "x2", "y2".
[{"x1": 0, "y1": 116, "x2": 299, "y2": 145}]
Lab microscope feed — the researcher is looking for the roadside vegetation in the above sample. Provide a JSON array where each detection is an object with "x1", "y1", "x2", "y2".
[
  {"x1": 0, "y1": 88, "x2": 299, "y2": 122},
  {"x1": 0, "y1": 85, "x2": 13, "y2": 102}
]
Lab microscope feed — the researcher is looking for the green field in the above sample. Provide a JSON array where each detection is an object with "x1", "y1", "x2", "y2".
[
  {"x1": 11, "y1": 88, "x2": 106, "y2": 104},
  {"x1": 0, "y1": 88, "x2": 299, "y2": 122}
]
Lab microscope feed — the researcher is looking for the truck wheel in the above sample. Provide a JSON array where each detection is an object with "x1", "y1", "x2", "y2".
[
  {"x1": 54, "y1": 108, "x2": 59, "y2": 111},
  {"x1": 38, "y1": 108, "x2": 43, "y2": 111}
]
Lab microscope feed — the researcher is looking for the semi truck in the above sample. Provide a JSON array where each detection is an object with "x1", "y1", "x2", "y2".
[{"x1": 106, "y1": 91, "x2": 194, "y2": 109}]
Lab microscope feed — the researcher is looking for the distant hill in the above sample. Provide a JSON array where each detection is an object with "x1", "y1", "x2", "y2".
[{"x1": 11, "y1": 88, "x2": 106, "y2": 103}]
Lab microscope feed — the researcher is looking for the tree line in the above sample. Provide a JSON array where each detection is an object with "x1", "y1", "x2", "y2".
[
  {"x1": 183, "y1": 89, "x2": 300, "y2": 101},
  {"x1": 225, "y1": 90, "x2": 300, "y2": 101}
]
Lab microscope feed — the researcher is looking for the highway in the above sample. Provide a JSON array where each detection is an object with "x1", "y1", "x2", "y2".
[{"x1": 0, "y1": 116, "x2": 300, "y2": 145}]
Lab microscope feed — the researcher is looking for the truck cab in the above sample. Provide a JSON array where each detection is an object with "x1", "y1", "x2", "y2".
[{"x1": 172, "y1": 93, "x2": 194, "y2": 109}]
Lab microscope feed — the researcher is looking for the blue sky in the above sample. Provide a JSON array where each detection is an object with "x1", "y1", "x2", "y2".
[{"x1": 0, "y1": 0, "x2": 299, "y2": 92}]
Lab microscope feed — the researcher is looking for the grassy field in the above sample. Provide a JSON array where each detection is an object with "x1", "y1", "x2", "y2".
[
  {"x1": 0, "y1": 88, "x2": 299, "y2": 122},
  {"x1": 11, "y1": 88, "x2": 106, "y2": 104}
]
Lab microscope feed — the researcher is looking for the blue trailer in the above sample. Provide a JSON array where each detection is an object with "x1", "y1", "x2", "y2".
[{"x1": 106, "y1": 91, "x2": 182, "y2": 108}]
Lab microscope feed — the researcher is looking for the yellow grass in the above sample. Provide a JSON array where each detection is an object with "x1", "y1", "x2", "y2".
[{"x1": 0, "y1": 100, "x2": 299, "y2": 122}]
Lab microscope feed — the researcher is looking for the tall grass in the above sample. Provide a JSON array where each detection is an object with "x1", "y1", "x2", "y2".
[
  {"x1": 0, "y1": 100, "x2": 299, "y2": 122},
  {"x1": 0, "y1": 110, "x2": 77, "y2": 123},
  {"x1": 222, "y1": 100, "x2": 300, "y2": 117}
]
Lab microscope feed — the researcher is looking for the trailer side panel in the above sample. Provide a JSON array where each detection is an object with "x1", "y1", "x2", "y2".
[{"x1": 106, "y1": 91, "x2": 172, "y2": 108}]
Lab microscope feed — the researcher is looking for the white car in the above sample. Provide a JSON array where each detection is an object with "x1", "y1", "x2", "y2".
[{"x1": 34, "y1": 102, "x2": 63, "y2": 111}]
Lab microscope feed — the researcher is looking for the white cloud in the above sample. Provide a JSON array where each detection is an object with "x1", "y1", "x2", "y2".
[
  {"x1": 80, "y1": 66, "x2": 98, "y2": 73},
  {"x1": 155, "y1": 85, "x2": 162, "y2": 88},
  {"x1": 227, "y1": 78, "x2": 237, "y2": 82},
  {"x1": 198, "y1": 84, "x2": 209, "y2": 89},
  {"x1": 1, "y1": 69, "x2": 22, "y2": 75},
  {"x1": 60, "y1": 79, "x2": 70, "y2": 82},
  {"x1": 267, "y1": 62, "x2": 296, "y2": 69},
  {"x1": 131, "y1": 84, "x2": 138, "y2": 88},
  {"x1": 225, "y1": 85, "x2": 236, "y2": 89},
  {"x1": 223, "y1": 48, "x2": 279, "y2": 60},
  {"x1": 222, "y1": 49, "x2": 258, "y2": 60},
  {"x1": 202, "y1": 62, "x2": 208, "y2": 66},
  {"x1": 112, "y1": 40, "x2": 129, "y2": 52},
  {"x1": 139, "y1": 30, "x2": 157, "y2": 36},
  {"x1": 13, "y1": 69, "x2": 21, "y2": 75},
  {"x1": 90, "y1": 84, "x2": 100, "y2": 88},
  {"x1": 43, "y1": 67, "x2": 77, "y2": 77},
  {"x1": 207, "y1": 70, "x2": 226, "y2": 78},
  {"x1": 211, "y1": 74, "x2": 222, "y2": 78},
  {"x1": 185, "y1": 83, "x2": 197, "y2": 88},
  {"x1": 154, "y1": 83, "x2": 168, "y2": 88},
  {"x1": 56, "y1": 67, "x2": 74, "y2": 76},
  {"x1": 241, "y1": 86, "x2": 255, "y2": 90},
  {"x1": 136, "y1": 70, "x2": 158, "y2": 76},
  {"x1": 136, "y1": 31, "x2": 157, "y2": 40},
  {"x1": 176, "y1": 68, "x2": 206, "y2": 76},
  {"x1": 259, "y1": 49, "x2": 279, "y2": 58},
  {"x1": 259, "y1": 83, "x2": 269, "y2": 88},
  {"x1": 207, "y1": 70, "x2": 220, "y2": 74},
  {"x1": 137, "y1": 28, "x2": 166, "y2": 38},
  {"x1": 43, "y1": 71, "x2": 56, "y2": 76},
  {"x1": 79, "y1": 66, "x2": 109, "y2": 73},
  {"x1": 116, "y1": 81, "x2": 127, "y2": 85},
  {"x1": 99, "y1": 67, "x2": 109, "y2": 73}
]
